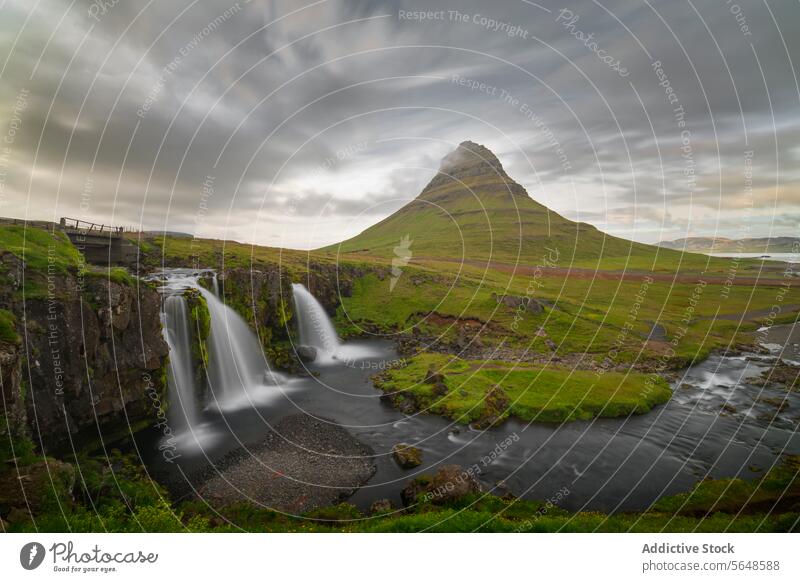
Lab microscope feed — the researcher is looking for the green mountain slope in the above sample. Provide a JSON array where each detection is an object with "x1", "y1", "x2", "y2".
[
  {"x1": 660, "y1": 236, "x2": 800, "y2": 254},
  {"x1": 325, "y1": 141, "x2": 683, "y2": 268}
]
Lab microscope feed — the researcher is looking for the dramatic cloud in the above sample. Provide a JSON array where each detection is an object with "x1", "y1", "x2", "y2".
[{"x1": 1, "y1": 0, "x2": 798, "y2": 248}]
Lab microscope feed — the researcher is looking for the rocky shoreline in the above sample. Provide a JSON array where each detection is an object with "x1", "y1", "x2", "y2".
[{"x1": 195, "y1": 414, "x2": 376, "y2": 514}]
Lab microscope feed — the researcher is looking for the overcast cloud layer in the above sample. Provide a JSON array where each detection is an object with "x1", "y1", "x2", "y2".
[{"x1": 0, "y1": 0, "x2": 798, "y2": 249}]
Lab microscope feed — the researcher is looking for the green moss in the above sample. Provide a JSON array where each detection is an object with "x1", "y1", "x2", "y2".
[
  {"x1": 183, "y1": 288, "x2": 211, "y2": 398},
  {"x1": 0, "y1": 308, "x2": 20, "y2": 345},
  {"x1": 0, "y1": 225, "x2": 82, "y2": 273},
  {"x1": 375, "y1": 353, "x2": 672, "y2": 425}
]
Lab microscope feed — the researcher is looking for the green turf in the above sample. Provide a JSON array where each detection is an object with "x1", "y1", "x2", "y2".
[{"x1": 374, "y1": 353, "x2": 671, "y2": 424}]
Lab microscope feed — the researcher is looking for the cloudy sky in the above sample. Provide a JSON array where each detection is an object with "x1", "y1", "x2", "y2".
[{"x1": 0, "y1": 0, "x2": 798, "y2": 249}]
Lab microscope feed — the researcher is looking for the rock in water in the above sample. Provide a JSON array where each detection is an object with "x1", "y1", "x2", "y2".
[
  {"x1": 401, "y1": 464, "x2": 483, "y2": 506},
  {"x1": 370, "y1": 499, "x2": 395, "y2": 515},
  {"x1": 392, "y1": 443, "x2": 423, "y2": 469},
  {"x1": 296, "y1": 345, "x2": 318, "y2": 362}
]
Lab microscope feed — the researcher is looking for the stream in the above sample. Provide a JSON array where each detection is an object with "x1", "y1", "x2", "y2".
[{"x1": 138, "y1": 270, "x2": 800, "y2": 513}]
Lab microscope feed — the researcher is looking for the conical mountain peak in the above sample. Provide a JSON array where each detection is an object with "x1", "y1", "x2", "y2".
[{"x1": 425, "y1": 141, "x2": 508, "y2": 192}]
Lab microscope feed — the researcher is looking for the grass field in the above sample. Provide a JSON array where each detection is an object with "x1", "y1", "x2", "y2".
[{"x1": 374, "y1": 352, "x2": 671, "y2": 424}]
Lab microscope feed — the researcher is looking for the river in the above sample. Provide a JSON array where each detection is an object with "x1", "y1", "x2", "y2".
[{"x1": 138, "y1": 271, "x2": 799, "y2": 513}]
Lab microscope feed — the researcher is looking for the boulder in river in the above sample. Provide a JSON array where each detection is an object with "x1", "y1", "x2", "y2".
[
  {"x1": 392, "y1": 443, "x2": 423, "y2": 469},
  {"x1": 370, "y1": 499, "x2": 395, "y2": 515},
  {"x1": 296, "y1": 345, "x2": 318, "y2": 362},
  {"x1": 401, "y1": 464, "x2": 483, "y2": 506}
]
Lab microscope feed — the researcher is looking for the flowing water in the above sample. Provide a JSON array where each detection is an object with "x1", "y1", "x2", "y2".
[
  {"x1": 145, "y1": 270, "x2": 800, "y2": 512},
  {"x1": 155, "y1": 270, "x2": 297, "y2": 451},
  {"x1": 161, "y1": 294, "x2": 199, "y2": 431}
]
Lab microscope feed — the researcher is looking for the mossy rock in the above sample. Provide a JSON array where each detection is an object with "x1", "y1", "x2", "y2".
[{"x1": 392, "y1": 443, "x2": 423, "y2": 469}]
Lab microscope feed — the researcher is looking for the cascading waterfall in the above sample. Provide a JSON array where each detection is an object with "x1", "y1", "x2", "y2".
[
  {"x1": 162, "y1": 294, "x2": 199, "y2": 430},
  {"x1": 291, "y1": 283, "x2": 341, "y2": 362},
  {"x1": 196, "y1": 284, "x2": 289, "y2": 410},
  {"x1": 158, "y1": 270, "x2": 290, "y2": 430}
]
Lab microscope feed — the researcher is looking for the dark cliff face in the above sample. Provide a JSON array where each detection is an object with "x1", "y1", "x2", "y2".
[
  {"x1": 301, "y1": 262, "x2": 360, "y2": 316},
  {"x1": 0, "y1": 251, "x2": 169, "y2": 455}
]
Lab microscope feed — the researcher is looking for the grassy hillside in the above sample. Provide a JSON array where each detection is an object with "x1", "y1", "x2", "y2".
[{"x1": 324, "y1": 141, "x2": 770, "y2": 274}]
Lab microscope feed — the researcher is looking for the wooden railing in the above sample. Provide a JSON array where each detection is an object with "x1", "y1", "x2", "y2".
[{"x1": 59, "y1": 217, "x2": 131, "y2": 236}]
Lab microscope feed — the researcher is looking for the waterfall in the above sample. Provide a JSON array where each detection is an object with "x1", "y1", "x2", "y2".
[
  {"x1": 158, "y1": 270, "x2": 289, "y2": 420},
  {"x1": 162, "y1": 294, "x2": 199, "y2": 430},
  {"x1": 211, "y1": 273, "x2": 219, "y2": 297},
  {"x1": 291, "y1": 283, "x2": 341, "y2": 362},
  {"x1": 196, "y1": 284, "x2": 288, "y2": 410}
]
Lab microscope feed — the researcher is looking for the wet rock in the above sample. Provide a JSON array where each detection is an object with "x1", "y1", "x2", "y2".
[
  {"x1": 296, "y1": 345, "x2": 318, "y2": 363},
  {"x1": 758, "y1": 396, "x2": 790, "y2": 411},
  {"x1": 401, "y1": 464, "x2": 483, "y2": 506},
  {"x1": 4, "y1": 265, "x2": 169, "y2": 453},
  {"x1": 392, "y1": 443, "x2": 423, "y2": 469},
  {"x1": 370, "y1": 499, "x2": 395, "y2": 515}
]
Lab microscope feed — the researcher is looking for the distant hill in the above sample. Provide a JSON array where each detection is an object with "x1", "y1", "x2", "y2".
[
  {"x1": 659, "y1": 237, "x2": 800, "y2": 253},
  {"x1": 324, "y1": 141, "x2": 672, "y2": 266}
]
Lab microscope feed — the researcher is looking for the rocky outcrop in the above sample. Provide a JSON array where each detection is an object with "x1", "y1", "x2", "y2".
[
  {"x1": 300, "y1": 262, "x2": 362, "y2": 315},
  {"x1": 0, "y1": 250, "x2": 169, "y2": 455},
  {"x1": 471, "y1": 385, "x2": 511, "y2": 429},
  {"x1": 296, "y1": 345, "x2": 317, "y2": 362},
  {"x1": 492, "y1": 293, "x2": 544, "y2": 314},
  {"x1": 218, "y1": 267, "x2": 295, "y2": 369},
  {"x1": 0, "y1": 459, "x2": 75, "y2": 519},
  {"x1": 392, "y1": 443, "x2": 423, "y2": 469},
  {"x1": 401, "y1": 464, "x2": 483, "y2": 506}
]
